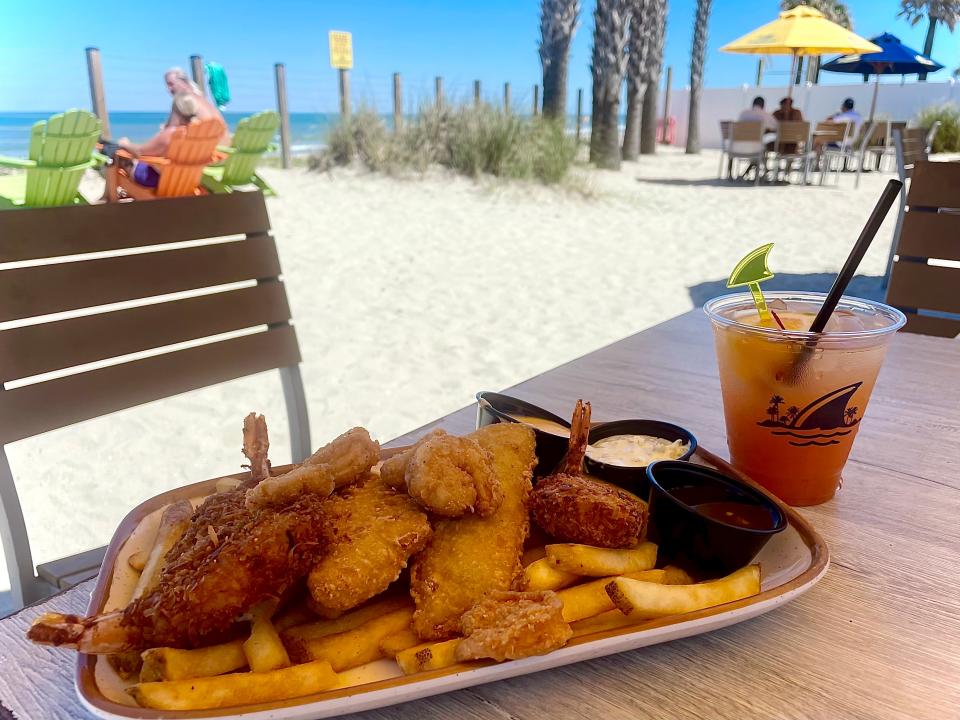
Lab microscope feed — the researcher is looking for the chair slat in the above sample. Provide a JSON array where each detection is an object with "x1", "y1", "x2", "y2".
[
  {"x1": 0, "y1": 233, "x2": 280, "y2": 322},
  {"x1": 0, "y1": 281, "x2": 291, "y2": 382},
  {"x1": 897, "y1": 211, "x2": 960, "y2": 262},
  {"x1": 0, "y1": 192, "x2": 270, "y2": 261},
  {"x1": 901, "y1": 313, "x2": 960, "y2": 338},
  {"x1": 0, "y1": 325, "x2": 301, "y2": 444},
  {"x1": 907, "y1": 161, "x2": 960, "y2": 209},
  {"x1": 886, "y1": 261, "x2": 958, "y2": 315}
]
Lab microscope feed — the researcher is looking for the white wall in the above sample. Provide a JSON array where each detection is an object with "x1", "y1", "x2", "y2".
[{"x1": 662, "y1": 80, "x2": 960, "y2": 149}]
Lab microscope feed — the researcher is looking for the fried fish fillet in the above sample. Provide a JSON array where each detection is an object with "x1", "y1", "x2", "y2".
[
  {"x1": 307, "y1": 474, "x2": 432, "y2": 616},
  {"x1": 455, "y1": 590, "x2": 572, "y2": 662},
  {"x1": 410, "y1": 423, "x2": 537, "y2": 640}
]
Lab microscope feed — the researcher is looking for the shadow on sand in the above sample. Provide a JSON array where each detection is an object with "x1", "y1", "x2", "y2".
[
  {"x1": 635, "y1": 177, "x2": 759, "y2": 189},
  {"x1": 0, "y1": 590, "x2": 13, "y2": 620},
  {"x1": 688, "y1": 273, "x2": 885, "y2": 308}
]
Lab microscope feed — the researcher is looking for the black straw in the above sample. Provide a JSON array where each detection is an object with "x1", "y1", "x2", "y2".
[{"x1": 808, "y1": 179, "x2": 903, "y2": 334}]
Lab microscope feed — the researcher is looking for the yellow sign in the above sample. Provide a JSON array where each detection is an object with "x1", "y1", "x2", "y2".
[{"x1": 329, "y1": 31, "x2": 353, "y2": 69}]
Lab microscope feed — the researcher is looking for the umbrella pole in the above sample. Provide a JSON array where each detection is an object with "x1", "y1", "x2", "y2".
[
  {"x1": 787, "y1": 52, "x2": 797, "y2": 100},
  {"x1": 869, "y1": 74, "x2": 879, "y2": 122}
]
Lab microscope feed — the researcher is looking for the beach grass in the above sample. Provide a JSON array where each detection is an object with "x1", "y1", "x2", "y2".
[{"x1": 310, "y1": 104, "x2": 577, "y2": 184}]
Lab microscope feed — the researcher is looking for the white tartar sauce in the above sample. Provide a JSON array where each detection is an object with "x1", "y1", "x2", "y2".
[{"x1": 586, "y1": 434, "x2": 688, "y2": 466}]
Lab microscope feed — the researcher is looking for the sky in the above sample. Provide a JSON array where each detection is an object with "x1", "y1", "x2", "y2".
[{"x1": 0, "y1": 0, "x2": 957, "y2": 113}]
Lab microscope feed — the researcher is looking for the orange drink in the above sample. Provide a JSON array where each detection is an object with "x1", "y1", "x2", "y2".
[{"x1": 704, "y1": 292, "x2": 905, "y2": 506}]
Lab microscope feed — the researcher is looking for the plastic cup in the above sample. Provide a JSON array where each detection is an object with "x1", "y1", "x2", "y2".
[{"x1": 704, "y1": 292, "x2": 905, "y2": 506}]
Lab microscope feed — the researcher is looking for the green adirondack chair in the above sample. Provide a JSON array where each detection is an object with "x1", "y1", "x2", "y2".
[
  {"x1": 0, "y1": 110, "x2": 103, "y2": 208},
  {"x1": 202, "y1": 110, "x2": 279, "y2": 196}
]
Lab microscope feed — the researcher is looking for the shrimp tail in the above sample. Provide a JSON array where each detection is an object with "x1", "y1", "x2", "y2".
[
  {"x1": 561, "y1": 400, "x2": 591, "y2": 475},
  {"x1": 27, "y1": 611, "x2": 138, "y2": 654}
]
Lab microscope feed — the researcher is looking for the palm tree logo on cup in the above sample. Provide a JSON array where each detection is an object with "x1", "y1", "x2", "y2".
[{"x1": 757, "y1": 382, "x2": 863, "y2": 447}]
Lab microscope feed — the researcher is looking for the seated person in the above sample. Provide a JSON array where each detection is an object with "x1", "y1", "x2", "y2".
[
  {"x1": 164, "y1": 67, "x2": 230, "y2": 144},
  {"x1": 738, "y1": 96, "x2": 777, "y2": 131},
  {"x1": 117, "y1": 93, "x2": 199, "y2": 187},
  {"x1": 770, "y1": 97, "x2": 804, "y2": 154},
  {"x1": 730, "y1": 97, "x2": 777, "y2": 179},
  {"x1": 827, "y1": 97, "x2": 862, "y2": 132}
]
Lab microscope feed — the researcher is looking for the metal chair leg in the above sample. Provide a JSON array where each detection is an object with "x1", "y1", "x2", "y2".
[{"x1": 280, "y1": 365, "x2": 311, "y2": 463}]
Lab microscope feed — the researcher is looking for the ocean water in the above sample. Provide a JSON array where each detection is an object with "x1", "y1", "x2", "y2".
[{"x1": 0, "y1": 111, "x2": 341, "y2": 158}]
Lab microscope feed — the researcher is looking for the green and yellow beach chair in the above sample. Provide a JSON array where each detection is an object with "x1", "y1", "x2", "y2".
[
  {"x1": 202, "y1": 110, "x2": 279, "y2": 196},
  {"x1": 0, "y1": 110, "x2": 103, "y2": 208}
]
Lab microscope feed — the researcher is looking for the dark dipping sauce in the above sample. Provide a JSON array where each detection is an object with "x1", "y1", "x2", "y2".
[{"x1": 692, "y1": 500, "x2": 778, "y2": 530}]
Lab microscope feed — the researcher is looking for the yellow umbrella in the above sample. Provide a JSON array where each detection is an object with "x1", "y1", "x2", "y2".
[{"x1": 721, "y1": 6, "x2": 881, "y2": 99}]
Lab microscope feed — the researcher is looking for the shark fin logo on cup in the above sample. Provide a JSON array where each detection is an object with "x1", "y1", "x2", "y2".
[{"x1": 756, "y1": 382, "x2": 862, "y2": 447}]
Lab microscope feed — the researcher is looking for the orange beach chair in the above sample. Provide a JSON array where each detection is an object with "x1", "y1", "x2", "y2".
[{"x1": 106, "y1": 118, "x2": 226, "y2": 201}]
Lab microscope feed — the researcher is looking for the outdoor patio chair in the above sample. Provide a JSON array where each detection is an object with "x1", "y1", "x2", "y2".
[
  {"x1": 717, "y1": 120, "x2": 732, "y2": 179},
  {"x1": 0, "y1": 191, "x2": 311, "y2": 609},
  {"x1": 819, "y1": 121, "x2": 872, "y2": 186},
  {"x1": 884, "y1": 159, "x2": 960, "y2": 338},
  {"x1": 202, "y1": 110, "x2": 280, "y2": 196},
  {"x1": 854, "y1": 121, "x2": 906, "y2": 188},
  {"x1": 0, "y1": 110, "x2": 105, "y2": 209},
  {"x1": 106, "y1": 118, "x2": 226, "y2": 201},
  {"x1": 881, "y1": 127, "x2": 932, "y2": 287},
  {"x1": 922, "y1": 120, "x2": 941, "y2": 154},
  {"x1": 724, "y1": 121, "x2": 765, "y2": 185},
  {"x1": 768, "y1": 120, "x2": 811, "y2": 184}
]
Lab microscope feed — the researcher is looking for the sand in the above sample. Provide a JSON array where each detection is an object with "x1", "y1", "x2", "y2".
[{"x1": 0, "y1": 147, "x2": 911, "y2": 604}]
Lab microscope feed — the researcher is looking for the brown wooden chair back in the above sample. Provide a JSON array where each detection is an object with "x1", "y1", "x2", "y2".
[
  {"x1": 885, "y1": 160, "x2": 960, "y2": 338},
  {"x1": 774, "y1": 121, "x2": 810, "y2": 146},
  {"x1": 813, "y1": 121, "x2": 847, "y2": 145},
  {"x1": 730, "y1": 121, "x2": 763, "y2": 143},
  {"x1": 719, "y1": 120, "x2": 732, "y2": 142},
  {"x1": 0, "y1": 191, "x2": 311, "y2": 607}
]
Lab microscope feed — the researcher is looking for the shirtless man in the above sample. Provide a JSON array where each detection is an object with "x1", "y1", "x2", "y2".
[{"x1": 164, "y1": 67, "x2": 230, "y2": 143}]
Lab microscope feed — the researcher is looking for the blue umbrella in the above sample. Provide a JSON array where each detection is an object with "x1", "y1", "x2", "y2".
[{"x1": 821, "y1": 33, "x2": 944, "y2": 120}]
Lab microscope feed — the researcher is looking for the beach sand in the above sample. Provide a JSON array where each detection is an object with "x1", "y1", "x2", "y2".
[{"x1": 0, "y1": 147, "x2": 909, "y2": 603}]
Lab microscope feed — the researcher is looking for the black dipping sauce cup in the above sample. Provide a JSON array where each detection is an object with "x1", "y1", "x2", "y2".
[
  {"x1": 476, "y1": 391, "x2": 571, "y2": 477},
  {"x1": 646, "y1": 460, "x2": 787, "y2": 579},
  {"x1": 584, "y1": 419, "x2": 696, "y2": 496}
]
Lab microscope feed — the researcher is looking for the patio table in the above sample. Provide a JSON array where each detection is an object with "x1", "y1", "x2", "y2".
[{"x1": 1, "y1": 310, "x2": 957, "y2": 720}]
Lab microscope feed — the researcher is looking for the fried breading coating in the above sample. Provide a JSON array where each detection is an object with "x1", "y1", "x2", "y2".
[
  {"x1": 242, "y1": 412, "x2": 271, "y2": 483},
  {"x1": 307, "y1": 474, "x2": 431, "y2": 616},
  {"x1": 531, "y1": 475, "x2": 648, "y2": 548},
  {"x1": 530, "y1": 400, "x2": 647, "y2": 548},
  {"x1": 246, "y1": 427, "x2": 379, "y2": 508},
  {"x1": 455, "y1": 590, "x2": 572, "y2": 662},
  {"x1": 379, "y1": 428, "x2": 447, "y2": 488},
  {"x1": 410, "y1": 423, "x2": 536, "y2": 640},
  {"x1": 405, "y1": 435, "x2": 502, "y2": 517}
]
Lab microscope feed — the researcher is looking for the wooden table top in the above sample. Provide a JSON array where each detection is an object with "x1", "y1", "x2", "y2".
[{"x1": 2, "y1": 310, "x2": 957, "y2": 720}]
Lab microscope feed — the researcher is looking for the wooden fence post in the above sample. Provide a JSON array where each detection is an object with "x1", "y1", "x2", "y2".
[
  {"x1": 533, "y1": 84, "x2": 540, "y2": 116},
  {"x1": 575, "y1": 88, "x2": 583, "y2": 143},
  {"x1": 84, "y1": 47, "x2": 110, "y2": 139},
  {"x1": 474, "y1": 80, "x2": 481, "y2": 106},
  {"x1": 339, "y1": 68, "x2": 351, "y2": 119},
  {"x1": 504, "y1": 82, "x2": 511, "y2": 112},
  {"x1": 435, "y1": 76, "x2": 444, "y2": 109},
  {"x1": 190, "y1": 55, "x2": 206, "y2": 96},
  {"x1": 661, "y1": 66, "x2": 672, "y2": 144},
  {"x1": 393, "y1": 72, "x2": 403, "y2": 133},
  {"x1": 274, "y1": 63, "x2": 292, "y2": 169}
]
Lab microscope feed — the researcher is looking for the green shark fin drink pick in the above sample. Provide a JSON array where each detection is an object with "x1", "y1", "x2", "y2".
[{"x1": 727, "y1": 243, "x2": 776, "y2": 327}]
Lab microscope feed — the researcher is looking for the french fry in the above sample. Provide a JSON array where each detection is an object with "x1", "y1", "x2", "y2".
[
  {"x1": 281, "y1": 595, "x2": 410, "y2": 643},
  {"x1": 215, "y1": 477, "x2": 242, "y2": 493},
  {"x1": 132, "y1": 500, "x2": 193, "y2": 601},
  {"x1": 243, "y1": 602, "x2": 290, "y2": 673},
  {"x1": 126, "y1": 550, "x2": 148, "y2": 573},
  {"x1": 395, "y1": 638, "x2": 461, "y2": 675},
  {"x1": 379, "y1": 628, "x2": 421, "y2": 657},
  {"x1": 107, "y1": 651, "x2": 144, "y2": 680},
  {"x1": 546, "y1": 542, "x2": 657, "y2": 577},
  {"x1": 129, "y1": 659, "x2": 338, "y2": 711},
  {"x1": 139, "y1": 639, "x2": 247, "y2": 682},
  {"x1": 557, "y1": 569, "x2": 665, "y2": 622},
  {"x1": 523, "y1": 557, "x2": 580, "y2": 591},
  {"x1": 605, "y1": 564, "x2": 761, "y2": 618},
  {"x1": 284, "y1": 607, "x2": 413, "y2": 671},
  {"x1": 662, "y1": 565, "x2": 695, "y2": 585},
  {"x1": 570, "y1": 609, "x2": 642, "y2": 638}
]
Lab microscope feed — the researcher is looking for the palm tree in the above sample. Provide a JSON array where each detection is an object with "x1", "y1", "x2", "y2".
[
  {"x1": 622, "y1": 0, "x2": 651, "y2": 161},
  {"x1": 844, "y1": 407, "x2": 859, "y2": 425},
  {"x1": 685, "y1": 0, "x2": 712, "y2": 154},
  {"x1": 786, "y1": 405, "x2": 800, "y2": 424},
  {"x1": 540, "y1": 0, "x2": 582, "y2": 119},
  {"x1": 780, "y1": 1, "x2": 853, "y2": 84},
  {"x1": 590, "y1": 0, "x2": 632, "y2": 169},
  {"x1": 900, "y1": 1, "x2": 960, "y2": 81},
  {"x1": 640, "y1": 0, "x2": 667, "y2": 154},
  {"x1": 767, "y1": 405, "x2": 779, "y2": 423}
]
